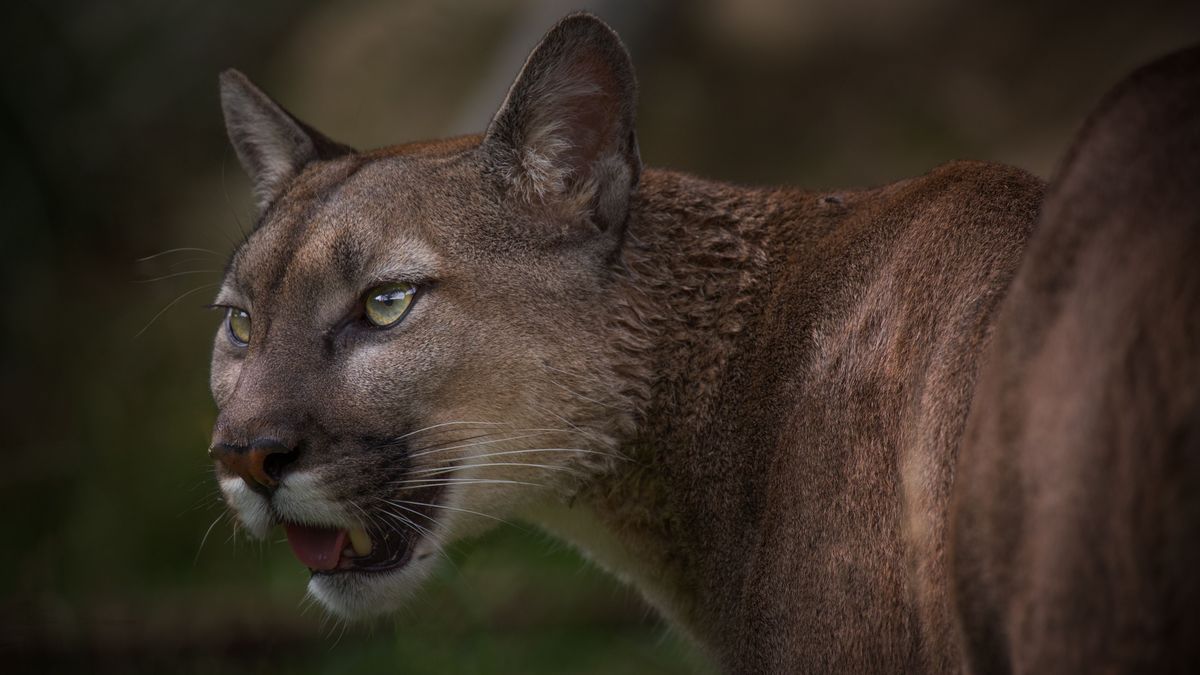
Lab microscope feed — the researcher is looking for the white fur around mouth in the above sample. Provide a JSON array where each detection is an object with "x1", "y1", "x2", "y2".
[
  {"x1": 219, "y1": 477, "x2": 272, "y2": 537},
  {"x1": 218, "y1": 469, "x2": 448, "y2": 617},
  {"x1": 307, "y1": 549, "x2": 441, "y2": 619},
  {"x1": 273, "y1": 471, "x2": 358, "y2": 528},
  {"x1": 219, "y1": 470, "x2": 356, "y2": 539}
]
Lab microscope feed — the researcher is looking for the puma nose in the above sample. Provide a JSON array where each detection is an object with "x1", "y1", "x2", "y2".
[{"x1": 210, "y1": 439, "x2": 299, "y2": 495}]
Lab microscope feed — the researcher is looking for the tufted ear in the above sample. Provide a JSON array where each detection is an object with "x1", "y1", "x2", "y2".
[
  {"x1": 219, "y1": 69, "x2": 352, "y2": 211},
  {"x1": 483, "y1": 13, "x2": 641, "y2": 233}
]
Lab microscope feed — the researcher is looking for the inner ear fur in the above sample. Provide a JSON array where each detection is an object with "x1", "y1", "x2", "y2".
[
  {"x1": 219, "y1": 69, "x2": 352, "y2": 212},
  {"x1": 483, "y1": 13, "x2": 642, "y2": 234}
]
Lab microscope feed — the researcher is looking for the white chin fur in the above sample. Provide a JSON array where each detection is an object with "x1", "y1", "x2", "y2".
[{"x1": 307, "y1": 553, "x2": 439, "y2": 619}]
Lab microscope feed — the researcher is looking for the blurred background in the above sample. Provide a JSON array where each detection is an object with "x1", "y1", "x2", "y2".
[{"x1": 1, "y1": 0, "x2": 1197, "y2": 672}]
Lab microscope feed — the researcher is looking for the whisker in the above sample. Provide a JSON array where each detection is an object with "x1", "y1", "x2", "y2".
[
  {"x1": 509, "y1": 426, "x2": 605, "y2": 437},
  {"x1": 371, "y1": 504, "x2": 459, "y2": 572},
  {"x1": 381, "y1": 498, "x2": 518, "y2": 529},
  {"x1": 169, "y1": 256, "x2": 218, "y2": 271},
  {"x1": 371, "y1": 423, "x2": 599, "y2": 454},
  {"x1": 386, "y1": 477, "x2": 552, "y2": 490},
  {"x1": 528, "y1": 402, "x2": 607, "y2": 445},
  {"x1": 393, "y1": 420, "x2": 507, "y2": 441},
  {"x1": 375, "y1": 500, "x2": 439, "y2": 528},
  {"x1": 135, "y1": 269, "x2": 221, "y2": 284},
  {"x1": 224, "y1": 521, "x2": 241, "y2": 546},
  {"x1": 298, "y1": 592, "x2": 323, "y2": 621},
  {"x1": 331, "y1": 616, "x2": 350, "y2": 647},
  {"x1": 543, "y1": 378, "x2": 626, "y2": 411},
  {"x1": 537, "y1": 362, "x2": 618, "y2": 390},
  {"x1": 136, "y1": 247, "x2": 221, "y2": 263},
  {"x1": 193, "y1": 512, "x2": 226, "y2": 565},
  {"x1": 404, "y1": 462, "x2": 585, "y2": 478},
  {"x1": 373, "y1": 505, "x2": 438, "y2": 541},
  {"x1": 377, "y1": 429, "x2": 504, "y2": 454},
  {"x1": 344, "y1": 499, "x2": 376, "y2": 530},
  {"x1": 406, "y1": 431, "x2": 557, "y2": 460},
  {"x1": 425, "y1": 446, "x2": 626, "y2": 465},
  {"x1": 134, "y1": 283, "x2": 219, "y2": 338},
  {"x1": 182, "y1": 491, "x2": 225, "y2": 516}
]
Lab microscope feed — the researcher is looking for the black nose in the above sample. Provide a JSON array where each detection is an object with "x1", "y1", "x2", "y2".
[{"x1": 209, "y1": 438, "x2": 299, "y2": 496}]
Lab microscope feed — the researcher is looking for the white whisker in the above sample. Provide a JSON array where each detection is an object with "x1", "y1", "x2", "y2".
[
  {"x1": 406, "y1": 431, "x2": 557, "y2": 460},
  {"x1": 404, "y1": 462, "x2": 585, "y2": 478},
  {"x1": 136, "y1": 269, "x2": 221, "y2": 284},
  {"x1": 373, "y1": 505, "x2": 438, "y2": 541},
  {"x1": 169, "y1": 256, "x2": 217, "y2": 270},
  {"x1": 134, "y1": 283, "x2": 220, "y2": 338},
  {"x1": 391, "y1": 430, "x2": 504, "y2": 454},
  {"x1": 426, "y1": 446, "x2": 625, "y2": 465},
  {"x1": 393, "y1": 420, "x2": 507, "y2": 441},
  {"x1": 371, "y1": 503, "x2": 459, "y2": 572},
  {"x1": 544, "y1": 378, "x2": 626, "y2": 411},
  {"x1": 529, "y1": 402, "x2": 607, "y2": 445},
  {"x1": 193, "y1": 512, "x2": 226, "y2": 565},
  {"x1": 381, "y1": 498, "x2": 517, "y2": 528},
  {"x1": 136, "y1": 246, "x2": 221, "y2": 262},
  {"x1": 387, "y1": 477, "x2": 552, "y2": 490},
  {"x1": 344, "y1": 498, "x2": 375, "y2": 530}
]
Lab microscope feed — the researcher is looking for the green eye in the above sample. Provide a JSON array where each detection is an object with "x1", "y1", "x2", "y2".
[
  {"x1": 365, "y1": 282, "x2": 417, "y2": 328},
  {"x1": 227, "y1": 308, "x2": 251, "y2": 346}
]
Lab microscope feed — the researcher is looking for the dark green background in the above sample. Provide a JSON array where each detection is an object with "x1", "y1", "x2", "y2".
[{"x1": 2, "y1": 1, "x2": 1196, "y2": 672}]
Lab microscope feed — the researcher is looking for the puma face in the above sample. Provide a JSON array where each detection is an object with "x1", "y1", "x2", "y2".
[{"x1": 208, "y1": 14, "x2": 641, "y2": 617}]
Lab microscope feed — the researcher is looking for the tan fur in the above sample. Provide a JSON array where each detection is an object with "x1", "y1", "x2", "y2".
[{"x1": 209, "y1": 13, "x2": 1199, "y2": 673}]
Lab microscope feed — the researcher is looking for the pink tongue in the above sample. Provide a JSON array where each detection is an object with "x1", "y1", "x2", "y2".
[{"x1": 284, "y1": 524, "x2": 347, "y2": 571}]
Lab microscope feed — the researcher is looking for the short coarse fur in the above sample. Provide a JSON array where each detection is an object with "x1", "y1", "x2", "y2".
[{"x1": 209, "y1": 13, "x2": 1200, "y2": 673}]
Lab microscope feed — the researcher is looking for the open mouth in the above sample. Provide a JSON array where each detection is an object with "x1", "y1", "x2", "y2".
[{"x1": 283, "y1": 520, "x2": 419, "y2": 575}]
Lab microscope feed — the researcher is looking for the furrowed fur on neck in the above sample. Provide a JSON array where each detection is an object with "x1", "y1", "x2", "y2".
[{"x1": 543, "y1": 162, "x2": 1045, "y2": 671}]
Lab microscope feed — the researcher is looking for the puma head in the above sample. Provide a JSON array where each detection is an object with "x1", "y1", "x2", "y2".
[{"x1": 208, "y1": 13, "x2": 641, "y2": 617}]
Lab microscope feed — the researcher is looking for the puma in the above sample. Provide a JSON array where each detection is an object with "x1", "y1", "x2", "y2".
[{"x1": 208, "y1": 13, "x2": 1200, "y2": 672}]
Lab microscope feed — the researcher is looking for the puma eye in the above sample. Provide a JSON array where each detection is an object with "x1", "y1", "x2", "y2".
[
  {"x1": 226, "y1": 308, "x2": 251, "y2": 346},
  {"x1": 364, "y1": 282, "x2": 417, "y2": 328}
]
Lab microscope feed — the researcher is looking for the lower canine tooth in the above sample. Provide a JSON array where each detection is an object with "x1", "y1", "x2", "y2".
[{"x1": 348, "y1": 528, "x2": 372, "y2": 556}]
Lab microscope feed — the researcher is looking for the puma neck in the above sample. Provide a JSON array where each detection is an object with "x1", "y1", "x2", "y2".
[{"x1": 528, "y1": 168, "x2": 809, "y2": 646}]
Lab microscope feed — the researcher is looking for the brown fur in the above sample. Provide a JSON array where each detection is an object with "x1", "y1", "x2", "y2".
[
  {"x1": 209, "y1": 13, "x2": 1198, "y2": 673},
  {"x1": 587, "y1": 163, "x2": 1041, "y2": 672},
  {"x1": 952, "y1": 45, "x2": 1200, "y2": 674}
]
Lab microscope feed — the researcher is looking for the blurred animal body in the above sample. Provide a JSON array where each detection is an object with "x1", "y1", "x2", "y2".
[{"x1": 207, "y1": 13, "x2": 1200, "y2": 673}]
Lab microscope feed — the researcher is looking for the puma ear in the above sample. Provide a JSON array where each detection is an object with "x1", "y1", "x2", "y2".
[
  {"x1": 483, "y1": 13, "x2": 641, "y2": 233},
  {"x1": 219, "y1": 69, "x2": 352, "y2": 211}
]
